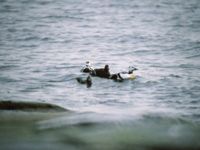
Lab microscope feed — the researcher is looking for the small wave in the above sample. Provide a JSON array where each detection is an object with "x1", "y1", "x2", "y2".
[
  {"x1": 20, "y1": 44, "x2": 38, "y2": 48},
  {"x1": 43, "y1": 15, "x2": 83, "y2": 21},
  {"x1": 24, "y1": 36, "x2": 39, "y2": 41},
  {"x1": 61, "y1": 39, "x2": 73, "y2": 44},
  {"x1": 37, "y1": 1, "x2": 51, "y2": 5},
  {"x1": 16, "y1": 36, "x2": 39, "y2": 41},
  {"x1": 19, "y1": 86, "x2": 41, "y2": 93},
  {"x1": 186, "y1": 54, "x2": 200, "y2": 59},
  {"x1": 44, "y1": 83, "x2": 58, "y2": 87},
  {"x1": 33, "y1": 24, "x2": 49, "y2": 28},
  {"x1": 141, "y1": 113, "x2": 191, "y2": 125},
  {"x1": 190, "y1": 100, "x2": 199, "y2": 104},
  {"x1": 0, "y1": 77, "x2": 20, "y2": 82},
  {"x1": 47, "y1": 74, "x2": 76, "y2": 83},
  {"x1": 41, "y1": 37, "x2": 52, "y2": 41},
  {"x1": 1, "y1": 4, "x2": 19, "y2": 13},
  {"x1": 48, "y1": 80, "x2": 61, "y2": 83},
  {"x1": 143, "y1": 80, "x2": 159, "y2": 86},
  {"x1": 0, "y1": 65, "x2": 18, "y2": 70},
  {"x1": 99, "y1": 99, "x2": 128, "y2": 106},
  {"x1": 178, "y1": 64, "x2": 200, "y2": 69},
  {"x1": 169, "y1": 74, "x2": 181, "y2": 78},
  {"x1": 7, "y1": 28, "x2": 17, "y2": 33},
  {"x1": 191, "y1": 114, "x2": 200, "y2": 119}
]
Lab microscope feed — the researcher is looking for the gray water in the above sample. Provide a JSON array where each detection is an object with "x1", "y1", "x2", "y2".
[{"x1": 1, "y1": 0, "x2": 200, "y2": 149}]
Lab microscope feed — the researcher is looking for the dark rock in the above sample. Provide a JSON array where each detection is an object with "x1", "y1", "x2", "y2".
[{"x1": 0, "y1": 101, "x2": 68, "y2": 112}]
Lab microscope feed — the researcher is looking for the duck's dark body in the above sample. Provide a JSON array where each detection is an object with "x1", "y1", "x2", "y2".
[
  {"x1": 81, "y1": 68, "x2": 91, "y2": 73},
  {"x1": 76, "y1": 76, "x2": 92, "y2": 85},
  {"x1": 90, "y1": 65, "x2": 110, "y2": 78}
]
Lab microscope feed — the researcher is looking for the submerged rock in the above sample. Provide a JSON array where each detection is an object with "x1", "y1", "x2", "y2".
[{"x1": 0, "y1": 101, "x2": 68, "y2": 112}]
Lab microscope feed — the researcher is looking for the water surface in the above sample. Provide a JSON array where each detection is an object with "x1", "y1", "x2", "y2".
[{"x1": 0, "y1": 0, "x2": 200, "y2": 149}]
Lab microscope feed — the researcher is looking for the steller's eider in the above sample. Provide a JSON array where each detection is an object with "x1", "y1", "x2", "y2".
[
  {"x1": 110, "y1": 66, "x2": 138, "y2": 80},
  {"x1": 80, "y1": 61, "x2": 94, "y2": 73}
]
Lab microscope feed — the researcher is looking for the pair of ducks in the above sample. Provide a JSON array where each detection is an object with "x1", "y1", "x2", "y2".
[{"x1": 77, "y1": 61, "x2": 138, "y2": 85}]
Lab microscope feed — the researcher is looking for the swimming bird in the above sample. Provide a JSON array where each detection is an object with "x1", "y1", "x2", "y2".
[
  {"x1": 80, "y1": 60, "x2": 94, "y2": 73},
  {"x1": 90, "y1": 64, "x2": 110, "y2": 78},
  {"x1": 110, "y1": 66, "x2": 138, "y2": 80},
  {"x1": 76, "y1": 76, "x2": 92, "y2": 86}
]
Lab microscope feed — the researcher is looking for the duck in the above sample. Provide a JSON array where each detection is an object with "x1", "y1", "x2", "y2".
[
  {"x1": 76, "y1": 76, "x2": 92, "y2": 86},
  {"x1": 80, "y1": 61, "x2": 94, "y2": 73},
  {"x1": 110, "y1": 66, "x2": 138, "y2": 80},
  {"x1": 90, "y1": 64, "x2": 110, "y2": 78}
]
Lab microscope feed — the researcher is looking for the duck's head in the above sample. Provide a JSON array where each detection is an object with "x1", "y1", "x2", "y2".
[
  {"x1": 86, "y1": 60, "x2": 91, "y2": 67},
  {"x1": 104, "y1": 65, "x2": 109, "y2": 71},
  {"x1": 128, "y1": 66, "x2": 138, "y2": 73},
  {"x1": 86, "y1": 76, "x2": 92, "y2": 84}
]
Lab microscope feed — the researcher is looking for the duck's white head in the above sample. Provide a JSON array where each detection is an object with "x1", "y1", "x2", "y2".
[
  {"x1": 128, "y1": 66, "x2": 138, "y2": 73},
  {"x1": 86, "y1": 60, "x2": 91, "y2": 67}
]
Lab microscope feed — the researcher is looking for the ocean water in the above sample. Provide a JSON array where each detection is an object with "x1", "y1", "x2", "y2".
[{"x1": 0, "y1": 0, "x2": 200, "y2": 149}]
